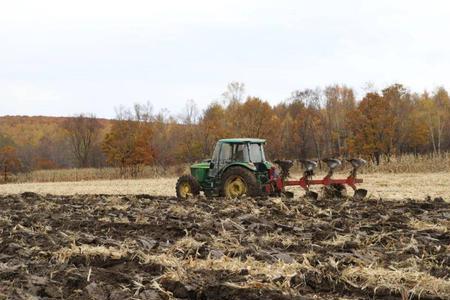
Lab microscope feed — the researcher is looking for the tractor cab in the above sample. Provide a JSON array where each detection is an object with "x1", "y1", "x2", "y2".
[
  {"x1": 209, "y1": 138, "x2": 269, "y2": 176},
  {"x1": 177, "y1": 138, "x2": 272, "y2": 198}
]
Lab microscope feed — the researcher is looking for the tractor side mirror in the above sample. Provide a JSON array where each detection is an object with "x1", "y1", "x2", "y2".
[{"x1": 209, "y1": 162, "x2": 215, "y2": 169}]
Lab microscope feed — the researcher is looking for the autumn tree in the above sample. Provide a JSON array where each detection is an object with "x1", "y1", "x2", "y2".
[
  {"x1": 381, "y1": 84, "x2": 413, "y2": 154},
  {"x1": 419, "y1": 88, "x2": 450, "y2": 155},
  {"x1": 288, "y1": 89, "x2": 327, "y2": 161},
  {"x1": 403, "y1": 100, "x2": 428, "y2": 155},
  {"x1": 324, "y1": 85, "x2": 356, "y2": 156},
  {"x1": 102, "y1": 104, "x2": 154, "y2": 177},
  {"x1": 63, "y1": 114, "x2": 103, "y2": 168},
  {"x1": 271, "y1": 103, "x2": 297, "y2": 159},
  {"x1": 199, "y1": 102, "x2": 229, "y2": 156},
  {"x1": 150, "y1": 110, "x2": 179, "y2": 166},
  {"x1": 230, "y1": 97, "x2": 275, "y2": 137},
  {"x1": 0, "y1": 146, "x2": 21, "y2": 182},
  {"x1": 347, "y1": 92, "x2": 395, "y2": 164},
  {"x1": 173, "y1": 100, "x2": 204, "y2": 162},
  {"x1": 0, "y1": 133, "x2": 15, "y2": 148}
]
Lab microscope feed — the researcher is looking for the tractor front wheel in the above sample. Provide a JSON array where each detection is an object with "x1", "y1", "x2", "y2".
[
  {"x1": 220, "y1": 167, "x2": 261, "y2": 198},
  {"x1": 176, "y1": 175, "x2": 200, "y2": 199}
]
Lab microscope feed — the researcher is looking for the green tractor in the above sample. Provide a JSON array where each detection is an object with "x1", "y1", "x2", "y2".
[
  {"x1": 176, "y1": 138, "x2": 367, "y2": 199},
  {"x1": 176, "y1": 138, "x2": 272, "y2": 199}
]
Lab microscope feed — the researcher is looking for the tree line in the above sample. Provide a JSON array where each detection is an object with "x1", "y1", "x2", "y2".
[{"x1": 1, "y1": 82, "x2": 450, "y2": 180}]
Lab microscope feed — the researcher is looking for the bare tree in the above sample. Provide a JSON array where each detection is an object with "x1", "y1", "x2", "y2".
[
  {"x1": 222, "y1": 82, "x2": 245, "y2": 104},
  {"x1": 63, "y1": 114, "x2": 103, "y2": 168}
]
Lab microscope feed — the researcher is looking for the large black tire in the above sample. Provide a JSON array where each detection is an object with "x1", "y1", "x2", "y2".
[
  {"x1": 176, "y1": 175, "x2": 201, "y2": 199},
  {"x1": 220, "y1": 167, "x2": 261, "y2": 198}
]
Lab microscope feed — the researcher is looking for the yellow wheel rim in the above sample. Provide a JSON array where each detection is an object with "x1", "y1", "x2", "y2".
[
  {"x1": 225, "y1": 176, "x2": 247, "y2": 198},
  {"x1": 179, "y1": 182, "x2": 192, "y2": 198}
]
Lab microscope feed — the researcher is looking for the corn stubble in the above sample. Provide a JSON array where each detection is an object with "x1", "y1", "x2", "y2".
[{"x1": 0, "y1": 192, "x2": 448, "y2": 299}]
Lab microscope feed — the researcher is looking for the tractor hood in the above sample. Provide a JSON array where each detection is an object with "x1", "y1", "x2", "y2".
[
  {"x1": 190, "y1": 162, "x2": 210, "y2": 183},
  {"x1": 190, "y1": 162, "x2": 210, "y2": 169}
]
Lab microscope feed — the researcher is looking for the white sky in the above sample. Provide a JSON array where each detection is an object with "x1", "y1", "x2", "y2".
[{"x1": 1, "y1": 0, "x2": 450, "y2": 118}]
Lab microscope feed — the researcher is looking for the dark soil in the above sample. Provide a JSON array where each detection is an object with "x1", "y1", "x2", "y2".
[{"x1": 0, "y1": 192, "x2": 448, "y2": 299}]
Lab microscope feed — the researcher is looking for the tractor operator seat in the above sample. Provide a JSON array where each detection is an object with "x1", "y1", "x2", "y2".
[{"x1": 234, "y1": 149, "x2": 244, "y2": 161}]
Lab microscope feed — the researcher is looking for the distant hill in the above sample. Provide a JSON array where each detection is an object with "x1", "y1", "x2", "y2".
[{"x1": 0, "y1": 115, "x2": 111, "y2": 146}]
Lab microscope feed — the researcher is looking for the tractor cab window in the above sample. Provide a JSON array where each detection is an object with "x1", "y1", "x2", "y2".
[
  {"x1": 219, "y1": 143, "x2": 250, "y2": 162},
  {"x1": 211, "y1": 143, "x2": 220, "y2": 162},
  {"x1": 218, "y1": 142, "x2": 265, "y2": 163},
  {"x1": 249, "y1": 143, "x2": 265, "y2": 162},
  {"x1": 233, "y1": 144, "x2": 249, "y2": 161},
  {"x1": 219, "y1": 143, "x2": 233, "y2": 162}
]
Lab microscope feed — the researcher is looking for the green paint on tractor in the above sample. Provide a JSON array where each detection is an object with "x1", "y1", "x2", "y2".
[
  {"x1": 176, "y1": 138, "x2": 273, "y2": 198},
  {"x1": 190, "y1": 162, "x2": 209, "y2": 183}
]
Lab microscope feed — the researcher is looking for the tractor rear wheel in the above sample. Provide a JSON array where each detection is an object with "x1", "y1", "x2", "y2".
[
  {"x1": 176, "y1": 175, "x2": 200, "y2": 199},
  {"x1": 220, "y1": 167, "x2": 261, "y2": 198}
]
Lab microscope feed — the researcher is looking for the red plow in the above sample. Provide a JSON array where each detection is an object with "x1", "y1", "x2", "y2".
[{"x1": 268, "y1": 158, "x2": 368, "y2": 200}]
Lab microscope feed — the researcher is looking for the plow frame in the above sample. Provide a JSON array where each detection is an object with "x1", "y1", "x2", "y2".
[
  {"x1": 284, "y1": 175, "x2": 363, "y2": 191},
  {"x1": 264, "y1": 165, "x2": 365, "y2": 196}
]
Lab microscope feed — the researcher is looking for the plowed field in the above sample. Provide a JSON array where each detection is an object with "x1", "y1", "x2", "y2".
[{"x1": 0, "y1": 193, "x2": 449, "y2": 299}]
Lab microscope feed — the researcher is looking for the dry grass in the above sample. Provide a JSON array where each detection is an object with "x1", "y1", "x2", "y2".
[
  {"x1": 1, "y1": 172, "x2": 450, "y2": 200},
  {"x1": 54, "y1": 244, "x2": 130, "y2": 263},
  {"x1": 10, "y1": 165, "x2": 189, "y2": 183},
  {"x1": 409, "y1": 219, "x2": 449, "y2": 233},
  {"x1": 0, "y1": 177, "x2": 177, "y2": 195},
  {"x1": 342, "y1": 266, "x2": 450, "y2": 298},
  {"x1": 4, "y1": 153, "x2": 450, "y2": 185},
  {"x1": 290, "y1": 152, "x2": 450, "y2": 174}
]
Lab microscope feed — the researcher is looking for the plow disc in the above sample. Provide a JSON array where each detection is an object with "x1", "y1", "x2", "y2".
[{"x1": 354, "y1": 188, "x2": 368, "y2": 200}]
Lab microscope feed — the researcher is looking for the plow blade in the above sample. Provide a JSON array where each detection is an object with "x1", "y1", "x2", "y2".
[
  {"x1": 353, "y1": 188, "x2": 368, "y2": 200},
  {"x1": 305, "y1": 191, "x2": 319, "y2": 200},
  {"x1": 282, "y1": 191, "x2": 294, "y2": 198}
]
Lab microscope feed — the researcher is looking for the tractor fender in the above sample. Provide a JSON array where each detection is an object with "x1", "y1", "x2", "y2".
[{"x1": 218, "y1": 162, "x2": 257, "y2": 178}]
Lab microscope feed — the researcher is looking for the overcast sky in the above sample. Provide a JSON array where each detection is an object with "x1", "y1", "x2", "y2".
[{"x1": 1, "y1": 0, "x2": 450, "y2": 118}]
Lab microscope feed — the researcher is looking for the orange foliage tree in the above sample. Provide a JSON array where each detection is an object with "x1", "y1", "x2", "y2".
[
  {"x1": 0, "y1": 146, "x2": 21, "y2": 182},
  {"x1": 103, "y1": 120, "x2": 154, "y2": 177},
  {"x1": 347, "y1": 93, "x2": 395, "y2": 164},
  {"x1": 199, "y1": 102, "x2": 229, "y2": 156}
]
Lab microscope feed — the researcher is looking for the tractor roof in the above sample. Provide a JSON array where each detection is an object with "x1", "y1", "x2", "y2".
[{"x1": 219, "y1": 138, "x2": 266, "y2": 144}]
